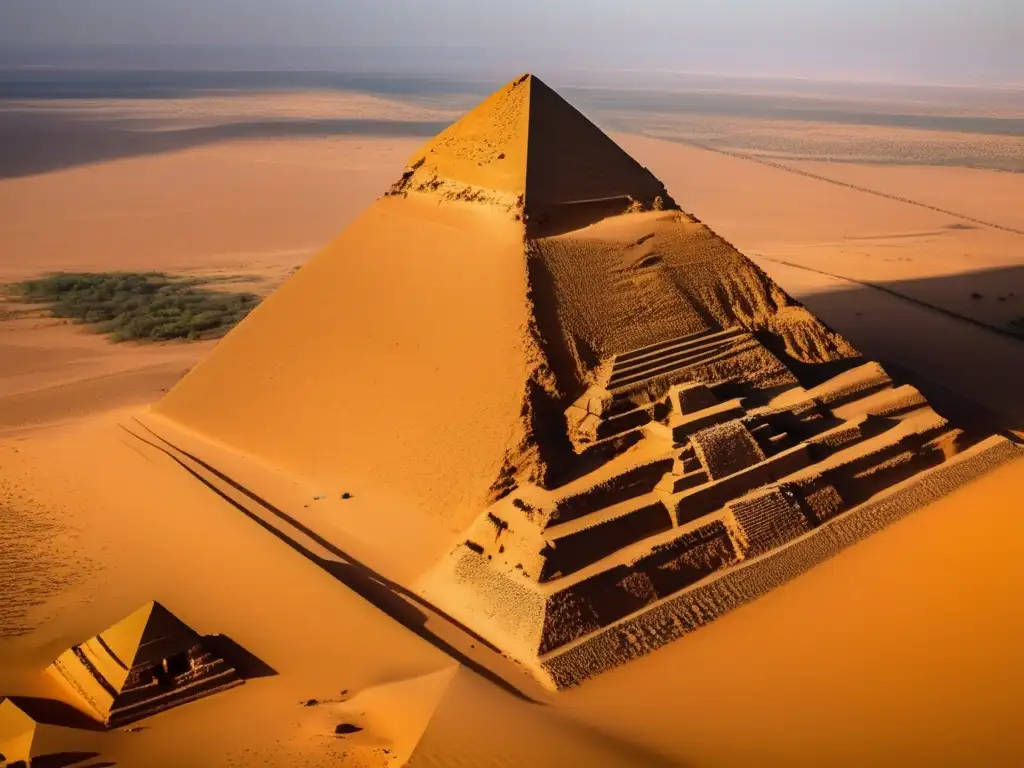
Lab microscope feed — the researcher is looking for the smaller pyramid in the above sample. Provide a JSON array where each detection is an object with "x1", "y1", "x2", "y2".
[
  {"x1": 0, "y1": 699, "x2": 36, "y2": 766},
  {"x1": 47, "y1": 602, "x2": 242, "y2": 727}
]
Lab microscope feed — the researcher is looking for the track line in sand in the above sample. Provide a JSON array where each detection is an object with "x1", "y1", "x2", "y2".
[
  {"x1": 119, "y1": 419, "x2": 545, "y2": 703},
  {"x1": 662, "y1": 137, "x2": 1024, "y2": 237},
  {"x1": 755, "y1": 255, "x2": 1024, "y2": 343}
]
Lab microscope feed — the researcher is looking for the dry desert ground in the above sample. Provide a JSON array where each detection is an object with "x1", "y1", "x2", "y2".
[{"x1": 1, "y1": 75, "x2": 1024, "y2": 767}]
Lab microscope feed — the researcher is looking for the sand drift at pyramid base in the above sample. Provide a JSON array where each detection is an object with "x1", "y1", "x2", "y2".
[{"x1": 153, "y1": 74, "x2": 1020, "y2": 690}]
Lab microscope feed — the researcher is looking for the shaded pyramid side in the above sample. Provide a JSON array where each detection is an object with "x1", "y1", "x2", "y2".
[{"x1": 524, "y1": 76, "x2": 674, "y2": 223}]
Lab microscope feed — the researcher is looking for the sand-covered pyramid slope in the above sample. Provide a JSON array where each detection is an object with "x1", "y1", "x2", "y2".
[
  {"x1": 157, "y1": 198, "x2": 534, "y2": 528},
  {"x1": 389, "y1": 74, "x2": 674, "y2": 224}
]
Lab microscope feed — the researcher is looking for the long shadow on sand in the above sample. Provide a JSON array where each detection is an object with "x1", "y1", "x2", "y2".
[
  {"x1": 775, "y1": 264, "x2": 1024, "y2": 434},
  {"x1": 120, "y1": 421, "x2": 532, "y2": 703},
  {"x1": 0, "y1": 109, "x2": 450, "y2": 179},
  {"x1": 26, "y1": 753, "x2": 109, "y2": 768}
]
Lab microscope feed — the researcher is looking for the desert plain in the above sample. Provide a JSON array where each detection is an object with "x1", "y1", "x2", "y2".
[{"x1": 1, "y1": 73, "x2": 1024, "y2": 767}]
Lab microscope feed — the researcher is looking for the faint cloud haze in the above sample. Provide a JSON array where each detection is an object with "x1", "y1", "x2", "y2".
[{"x1": 0, "y1": 0, "x2": 1021, "y2": 85}]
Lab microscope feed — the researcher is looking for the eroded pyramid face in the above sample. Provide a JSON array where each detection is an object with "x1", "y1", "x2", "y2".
[{"x1": 155, "y1": 75, "x2": 1018, "y2": 690}]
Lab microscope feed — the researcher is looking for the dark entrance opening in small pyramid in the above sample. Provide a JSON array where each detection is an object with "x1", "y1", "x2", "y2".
[{"x1": 161, "y1": 651, "x2": 190, "y2": 679}]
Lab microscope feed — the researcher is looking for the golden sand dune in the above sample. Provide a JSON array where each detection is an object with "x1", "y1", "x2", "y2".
[{"x1": 150, "y1": 75, "x2": 1020, "y2": 692}]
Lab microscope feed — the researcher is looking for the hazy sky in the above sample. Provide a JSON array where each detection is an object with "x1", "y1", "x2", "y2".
[{"x1": 1, "y1": 0, "x2": 1021, "y2": 85}]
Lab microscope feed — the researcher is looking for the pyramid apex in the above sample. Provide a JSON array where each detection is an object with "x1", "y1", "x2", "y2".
[
  {"x1": 98, "y1": 601, "x2": 195, "y2": 671},
  {"x1": 388, "y1": 73, "x2": 675, "y2": 230}
]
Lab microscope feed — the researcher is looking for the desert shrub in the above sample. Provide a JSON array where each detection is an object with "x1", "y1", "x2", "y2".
[{"x1": 11, "y1": 272, "x2": 260, "y2": 342}]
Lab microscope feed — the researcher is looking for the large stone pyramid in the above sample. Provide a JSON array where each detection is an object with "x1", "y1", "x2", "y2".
[
  {"x1": 48, "y1": 602, "x2": 242, "y2": 726},
  {"x1": 156, "y1": 75, "x2": 1018, "y2": 688}
]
